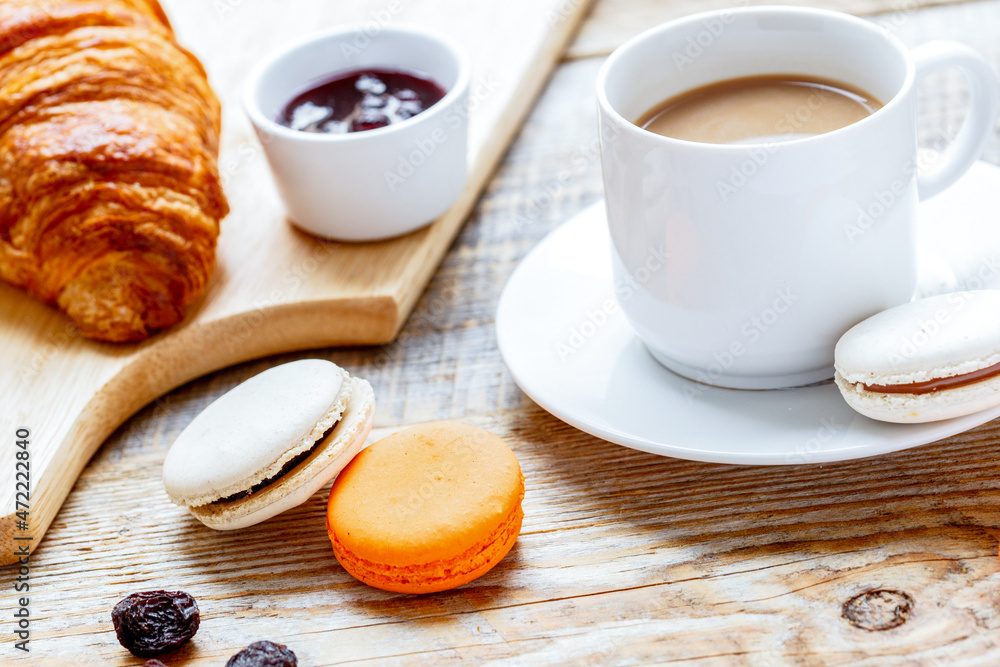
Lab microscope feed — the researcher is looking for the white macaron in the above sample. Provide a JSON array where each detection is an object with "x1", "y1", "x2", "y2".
[
  {"x1": 834, "y1": 290, "x2": 1000, "y2": 423},
  {"x1": 162, "y1": 359, "x2": 374, "y2": 530}
]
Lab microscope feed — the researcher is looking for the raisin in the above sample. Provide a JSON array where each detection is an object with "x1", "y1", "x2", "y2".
[
  {"x1": 225, "y1": 640, "x2": 298, "y2": 667},
  {"x1": 111, "y1": 590, "x2": 200, "y2": 657}
]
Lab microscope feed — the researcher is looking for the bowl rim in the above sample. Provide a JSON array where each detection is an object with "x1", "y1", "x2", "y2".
[{"x1": 243, "y1": 23, "x2": 472, "y2": 144}]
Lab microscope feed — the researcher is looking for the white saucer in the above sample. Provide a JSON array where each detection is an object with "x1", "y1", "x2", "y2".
[{"x1": 496, "y1": 161, "x2": 1000, "y2": 465}]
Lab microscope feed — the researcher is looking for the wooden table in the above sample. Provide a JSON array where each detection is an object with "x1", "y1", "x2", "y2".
[{"x1": 9, "y1": 0, "x2": 1000, "y2": 664}]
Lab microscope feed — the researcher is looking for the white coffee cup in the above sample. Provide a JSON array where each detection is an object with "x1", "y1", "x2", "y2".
[
  {"x1": 244, "y1": 25, "x2": 470, "y2": 241},
  {"x1": 596, "y1": 6, "x2": 999, "y2": 389}
]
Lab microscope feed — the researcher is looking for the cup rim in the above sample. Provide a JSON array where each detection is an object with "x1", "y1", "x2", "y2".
[
  {"x1": 243, "y1": 24, "x2": 472, "y2": 144},
  {"x1": 595, "y1": 5, "x2": 915, "y2": 150}
]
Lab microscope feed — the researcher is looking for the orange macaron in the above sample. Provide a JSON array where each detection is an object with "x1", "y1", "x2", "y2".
[{"x1": 326, "y1": 421, "x2": 524, "y2": 594}]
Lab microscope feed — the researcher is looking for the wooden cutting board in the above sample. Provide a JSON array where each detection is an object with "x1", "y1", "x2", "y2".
[{"x1": 0, "y1": 0, "x2": 592, "y2": 565}]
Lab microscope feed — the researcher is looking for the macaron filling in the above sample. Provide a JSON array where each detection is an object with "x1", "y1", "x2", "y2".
[
  {"x1": 163, "y1": 360, "x2": 377, "y2": 530},
  {"x1": 860, "y1": 360, "x2": 1000, "y2": 394},
  {"x1": 187, "y1": 377, "x2": 375, "y2": 531},
  {"x1": 214, "y1": 420, "x2": 340, "y2": 503},
  {"x1": 833, "y1": 292, "x2": 1000, "y2": 423},
  {"x1": 178, "y1": 381, "x2": 351, "y2": 509}
]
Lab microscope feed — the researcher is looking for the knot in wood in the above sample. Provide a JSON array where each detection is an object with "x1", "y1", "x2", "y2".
[{"x1": 842, "y1": 589, "x2": 914, "y2": 631}]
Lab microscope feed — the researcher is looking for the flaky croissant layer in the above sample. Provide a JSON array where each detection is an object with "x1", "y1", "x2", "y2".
[{"x1": 0, "y1": 0, "x2": 229, "y2": 342}]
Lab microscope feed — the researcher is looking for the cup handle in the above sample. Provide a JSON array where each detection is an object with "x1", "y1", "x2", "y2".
[{"x1": 913, "y1": 41, "x2": 999, "y2": 201}]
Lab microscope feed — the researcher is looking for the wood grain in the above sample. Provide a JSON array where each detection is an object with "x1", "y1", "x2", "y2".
[
  {"x1": 5, "y1": 0, "x2": 1000, "y2": 664},
  {"x1": 568, "y1": 0, "x2": 977, "y2": 60},
  {"x1": 0, "y1": 0, "x2": 594, "y2": 564},
  {"x1": 12, "y1": 407, "x2": 1000, "y2": 665}
]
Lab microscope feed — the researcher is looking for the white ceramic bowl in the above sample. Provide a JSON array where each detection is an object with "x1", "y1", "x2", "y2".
[{"x1": 244, "y1": 25, "x2": 470, "y2": 241}]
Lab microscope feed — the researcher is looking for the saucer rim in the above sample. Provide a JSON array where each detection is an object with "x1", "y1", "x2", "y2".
[{"x1": 496, "y1": 167, "x2": 1000, "y2": 465}]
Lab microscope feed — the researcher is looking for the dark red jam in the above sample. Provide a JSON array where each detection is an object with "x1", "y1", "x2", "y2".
[{"x1": 277, "y1": 68, "x2": 447, "y2": 134}]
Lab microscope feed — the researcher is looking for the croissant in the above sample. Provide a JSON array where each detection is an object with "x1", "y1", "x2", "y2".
[{"x1": 0, "y1": 0, "x2": 228, "y2": 342}]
